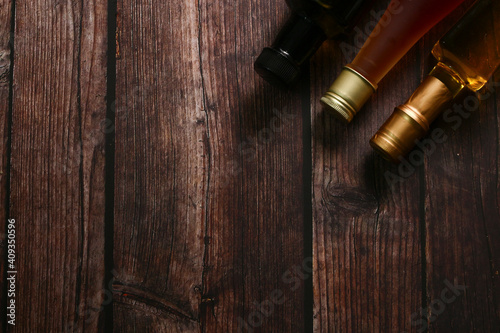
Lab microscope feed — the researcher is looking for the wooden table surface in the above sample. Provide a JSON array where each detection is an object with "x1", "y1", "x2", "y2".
[{"x1": 0, "y1": 0, "x2": 499, "y2": 331}]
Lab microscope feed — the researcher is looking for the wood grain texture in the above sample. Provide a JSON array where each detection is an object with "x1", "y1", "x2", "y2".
[
  {"x1": 313, "y1": 0, "x2": 500, "y2": 331},
  {"x1": 199, "y1": 1, "x2": 306, "y2": 332},
  {"x1": 113, "y1": 0, "x2": 307, "y2": 331},
  {"x1": 9, "y1": 0, "x2": 108, "y2": 330},
  {"x1": 3, "y1": 0, "x2": 499, "y2": 331},
  {"x1": 113, "y1": 0, "x2": 207, "y2": 331},
  {"x1": 421, "y1": 2, "x2": 500, "y2": 331},
  {"x1": 423, "y1": 87, "x2": 500, "y2": 332},
  {"x1": 0, "y1": 0, "x2": 12, "y2": 329},
  {"x1": 311, "y1": 0, "x2": 439, "y2": 330},
  {"x1": 311, "y1": 28, "x2": 422, "y2": 333}
]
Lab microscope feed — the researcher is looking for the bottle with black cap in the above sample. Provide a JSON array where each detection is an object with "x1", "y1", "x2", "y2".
[{"x1": 254, "y1": 0, "x2": 373, "y2": 87}]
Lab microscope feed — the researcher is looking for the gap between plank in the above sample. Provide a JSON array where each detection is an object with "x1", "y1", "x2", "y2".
[
  {"x1": 104, "y1": 0, "x2": 118, "y2": 330},
  {"x1": 302, "y1": 64, "x2": 314, "y2": 333}
]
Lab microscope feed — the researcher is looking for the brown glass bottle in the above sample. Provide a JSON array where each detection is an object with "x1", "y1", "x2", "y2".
[
  {"x1": 321, "y1": 0, "x2": 465, "y2": 123},
  {"x1": 254, "y1": 0, "x2": 374, "y2": 87},
  {"x1": 371, "y1": 0, "x2": 500, "y2": 163}
]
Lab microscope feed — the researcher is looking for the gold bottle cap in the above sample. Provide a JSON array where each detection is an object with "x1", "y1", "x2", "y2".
[
  {"x1": 321, "y1": 66, "x2": 377, "y2": 123},
  {"x1": 370, "y1": 107, "x2": 429, "y2": 163},
  {"x1": 370, "y1": 74, "x2": 456, "y2": 163}
]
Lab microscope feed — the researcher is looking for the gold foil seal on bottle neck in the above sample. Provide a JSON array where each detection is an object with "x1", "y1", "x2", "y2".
[
  {"x1": 321, "y1": 66, "x2": 377, "y2": 123},
  {"x1": 370, "y1": 72, "x2": 459, "y2": 163}
]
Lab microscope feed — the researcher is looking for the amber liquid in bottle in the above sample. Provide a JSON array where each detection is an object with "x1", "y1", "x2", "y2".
[
  {"x1": 321, "y1": 0, "x2": 465, "y2": 123},
  {"x1": 371, "y1": 0, "x2": 500, "y2": 163},
  {"x1": 432, "y1": 0, "x2": 500, "y2": 91}
]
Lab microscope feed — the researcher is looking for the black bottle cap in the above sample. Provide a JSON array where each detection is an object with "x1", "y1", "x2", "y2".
[
  {"x1": 254, "y1": 47, "x2": 300, "y2": 87},
  {"x1": 255, "y1": 14, "x2": 327, "y2": 87}
]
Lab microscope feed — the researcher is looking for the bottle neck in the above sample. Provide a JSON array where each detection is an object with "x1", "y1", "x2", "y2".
[
  {"x1": 429, "y1": 62, "x2": 466, "y2": 98},
  {"x1": 370, "y1": 64, "x2": 460, "y2": 162},
  {"x1": 271, "y1": 13, "x2": 327, "y2": 66},
  {"x1": 254, "y1": 13, "x2": 328, "y2": 86}
]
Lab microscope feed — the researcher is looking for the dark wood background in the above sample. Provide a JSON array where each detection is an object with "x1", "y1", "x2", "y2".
[{"x1": 0, "y1": 0, "x2": 499, "y2": 331}]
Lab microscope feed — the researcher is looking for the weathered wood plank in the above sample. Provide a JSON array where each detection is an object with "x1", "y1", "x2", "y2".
[
  {"x1": 311, "y1": 1, "x2": 423, "y2": 330},
  {"x1": 422, "y1": 5, "x2": 500, "y2": 330},
  {"x1": 9, "y1": 0, "x2": 108, "y2": 330},
  {"x1": 198, "y1": 1, "x2": 306, "y2": 331},
  {"x1": 396, "y1": 2, "x2": 500, "y2": 331},
  {"x1": 112, "y1": 0, "x2": 207, "y2": 331},
  {"x1": 113, "y1": 0, "x2": 307, "y2": 330},
  {"x1": 423, "y1": 86, "x2": 500, "y2": 333},
  {"x1": 0, "y1": 0, "x2": 12, "y2": 329}
]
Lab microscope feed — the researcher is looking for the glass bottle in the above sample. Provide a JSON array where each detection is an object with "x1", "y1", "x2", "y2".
[
  {"x1": 254, "y1": 0, "x2": 374, "y2": 87},
  {"x1": 321, "y1": 0, "x2": 465, "y2": 123},
  {"x1": 370, "y1": 0, "x2": 500, "y2": 163}
]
